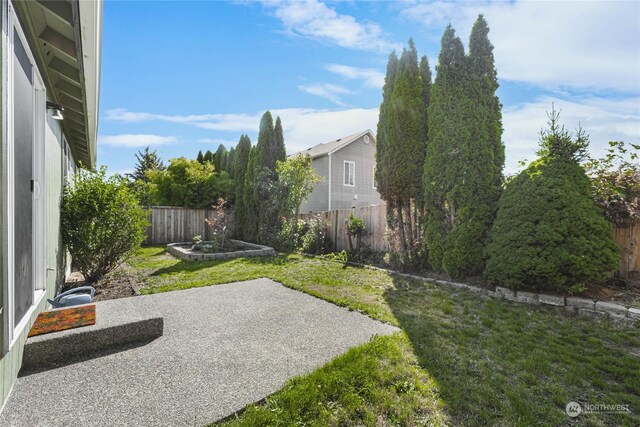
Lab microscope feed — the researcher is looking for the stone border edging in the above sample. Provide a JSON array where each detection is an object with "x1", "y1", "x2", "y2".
[
  {"x1": 167, "y1": 240, "x2": 276, "y2": 261},
  {"x1": 313, "y1": 255, "x2": 639, "y2": 327}
]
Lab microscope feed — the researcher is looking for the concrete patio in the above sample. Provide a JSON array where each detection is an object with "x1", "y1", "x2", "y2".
[{"x1": 0, "y1": 278, "x2": 398, "y2": 426}]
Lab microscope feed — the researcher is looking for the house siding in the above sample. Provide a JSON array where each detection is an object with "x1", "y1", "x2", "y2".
[
  {"x1": 329, "y1": 134, "x2": 383, "y2": 210},
  {"x1": 0, "y1": 3, "x2": 75, "y2": 409},
  {"x1": 300, "y1": 154, "x2": 329, "y2": 213}
]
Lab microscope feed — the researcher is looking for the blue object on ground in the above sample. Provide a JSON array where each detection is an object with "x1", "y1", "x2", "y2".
[{"x1": 47, "y1": 286, "x2": 96, "y2": 308}]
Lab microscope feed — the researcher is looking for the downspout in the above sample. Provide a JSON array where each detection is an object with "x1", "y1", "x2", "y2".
[{"x1": 327, "y1": 153, "x2": 332, "y2": 211}]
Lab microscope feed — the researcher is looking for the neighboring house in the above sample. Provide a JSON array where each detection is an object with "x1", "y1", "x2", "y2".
[
  {"x1": 298, "y1": 129, "x2": 383, "y2": 212},
  {"x1": 0, "y1": 0, "x2": 102, "y2": 410}
]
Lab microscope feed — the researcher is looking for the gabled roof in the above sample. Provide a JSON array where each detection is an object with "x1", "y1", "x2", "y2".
[{"x1": 297, "y1": 129, "x2": 376, "y2": 159}]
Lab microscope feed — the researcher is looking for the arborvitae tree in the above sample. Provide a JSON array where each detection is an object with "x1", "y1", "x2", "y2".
[
  {"x1": 423, "y1": 25, "x2": 468, "y2": 273},
  {"x1": 215, "y1": 144, "x2": 228, "y2": 172},
  {"x1": 375, "y1": 51, "x2": 398, "y2": 213},
  {"x1": 419, "y1": 55, "x2": 432, "y2": 146},
  {"x1": 232, "y1": 135, "x2": 252, "y2": 239},
  {"x1": 273, "y1": 116, "x2": 287, "y2": 169},
  {"x1": 242, "y1": 146, "x2": 258, "y2": 240},
  {"x1": 417, "y1": 55, "x2": 432, "y2": 212},
  {"x1": 203, "y1": 150, "x2": 214, "y2": 164},
  {"x1": 469, "y1": 14, "x2": 504, "y2": 192},
  {"x1": 227, "y1": 147, "x2": 236, "y2": 176},
  {"x1": 484, "y1": 112, "x2": 618, "y2": 292},
  {"x1": 385, "y1": 39, "x2": 427, "y2": 256},
  {"x1": 196, "y1": 150, "x2": 204, "y2": 164},
  {"x1": 129, "y1": 146, "x2": 165, "y2": 183},
  {"x1": 242, "y1": 111, "x2": 287, "y2": 242}
]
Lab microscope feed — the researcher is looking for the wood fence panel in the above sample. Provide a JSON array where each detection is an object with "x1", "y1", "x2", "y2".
[{"x1": 614, "y1": 223, "x2": 640, "y2": 279}]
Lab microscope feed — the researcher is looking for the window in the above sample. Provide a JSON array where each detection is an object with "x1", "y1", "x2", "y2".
[
  {"x1": 4, "y1": 4, "x2": 47, "y2": 351},
  {"x1": 344, "y1": 161, "x2": 355, "y2": 186},
  {"x1": 363, "y1": 134, "x2": 370, "y2": 144}
]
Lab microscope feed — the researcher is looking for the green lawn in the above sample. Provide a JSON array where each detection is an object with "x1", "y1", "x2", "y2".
[{"x1": 128, "y1": 246, "x2": 640, "y2": 426}]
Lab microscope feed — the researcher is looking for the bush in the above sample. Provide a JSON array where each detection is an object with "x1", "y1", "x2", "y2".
[
  {"x1": 275, "y1": 219, "x2": 307, "y2": 252},
  {"x1": 301, "y1": 215, "x2": 331, "y2": 255},
  {"x1": 61, "y1": 167, "x2": 149, "y2": 282},
  {"x1": 347, "y1": 214, "x2": 366, "y2": 253},
  {"x1": 484, "y1": 157, "x2": 619, "y2": 293}
]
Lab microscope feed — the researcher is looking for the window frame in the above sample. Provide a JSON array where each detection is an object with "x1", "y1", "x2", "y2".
[
  {"x1": 343, "y1": 160, "x2": 355, "y2": 187},
  {"x1": 2, "y1": 2, "x2": 47, "y2": 352}
]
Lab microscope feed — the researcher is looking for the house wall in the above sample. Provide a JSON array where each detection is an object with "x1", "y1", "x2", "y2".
[
  {"x1": 300, "y1": 155, "x2": 329, "y2": 213},
  {"x1": 329, "y1": 134, "x2": 383, "y2": 210},
  {"x1": 0, "y1": 2, "x2": 72, "y2": 410}
]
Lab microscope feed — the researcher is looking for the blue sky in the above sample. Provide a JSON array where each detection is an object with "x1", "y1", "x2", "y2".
[{"x1": 98, "y1": 0, "x2": 640, "y2": 175}]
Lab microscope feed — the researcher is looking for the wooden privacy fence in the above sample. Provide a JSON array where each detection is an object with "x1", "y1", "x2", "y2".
[
  {"x1": 144, "y1": 206, "x2": 230, "y2": 245},
  {"x1": 299, "y1": 204, "x2": 640, "y2": 279},
  {"x1": 145, "y1": 205, "x2": 640, "y2": 278},
  {"x1": 298, "y1": 204, "x2": 389, "y2": 253}
]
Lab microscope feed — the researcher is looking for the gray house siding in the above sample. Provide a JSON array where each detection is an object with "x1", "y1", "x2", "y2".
[
  {"x1": 300, "y1": 155, "x2": 329, "y2": 213},
  {"x1": 0, "y1": 0, "x2": 101, "y2": 411},
  {"x1": 329, "y1": 135, "x2": 383, "y2": 210}
]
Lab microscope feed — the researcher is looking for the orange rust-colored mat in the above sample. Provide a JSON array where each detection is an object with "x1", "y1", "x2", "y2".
[{"x1": 28, "y1": 304, "x2": 96, "y2": 337}]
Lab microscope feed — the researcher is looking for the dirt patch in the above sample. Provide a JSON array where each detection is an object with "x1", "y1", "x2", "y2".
[
  {"x1": 62, "y1": 266, "x2": 144, "y2": 302},
  {"x1": 582, "y1": 279, "x2": 640, "y2": 309}
]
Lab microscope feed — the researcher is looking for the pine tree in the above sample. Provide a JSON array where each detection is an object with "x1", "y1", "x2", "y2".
[
  {"x1": 232, "y1": 135, "x2": 252, "y2": 239},
  {"x1": 375, "y1": 51, "x2": 398, "y2": 209},
  {"x1": 196, "y1": 150, "x2": 204, "y2": 164},
  {"x1": 129, "y1": 147, "x2": 165, "y2": 183},
  {"x1": 417, "y1": 55, "x2": 432, "y2": 213},
  {"x1": 423, "y1": 25, "x2": 468, "y2": 273}
]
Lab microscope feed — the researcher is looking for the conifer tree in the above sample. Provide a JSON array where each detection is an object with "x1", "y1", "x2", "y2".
[
  {"x1": 129, "y1": 147, "x2": 165, "y2": 183},
  {"x1": 203, "y1": 150, "x2": 214, "y2": 164},
  {"x1": 242, "y1": 111, "x2": 287, "y2": 242},
  {"x1": 227, "y1": 147, "x2": 236, "y2": 176},
  {"x1": 375, "y1": 52, "x2": 398, "y2": 210},
  {"x1": 196, "y1": 150, "x2": 204, "y2": 164},
  {"x1": 215, "y1": 144, "x2": 228, "y2": 172},
  {"x1": 232, "y1": 135, "x2": 251, "y2": 239},
  {"x1": 385, "y1": 39, "x2": 426, "y2": 255},
  {"x1": 423, "y1": 25, "x2": 468, "y2": 273}
]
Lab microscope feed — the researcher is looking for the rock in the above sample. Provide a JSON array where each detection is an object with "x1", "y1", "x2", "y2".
[
  {"x1": 595, "y1": 301, "x2": 628, "y2": 317},
  {"x1": 539, "y1": 294, "x2": 565, "y2": 306},
  {"x1": 566, "y1": 297, "x2": 595, "y2": 311}
]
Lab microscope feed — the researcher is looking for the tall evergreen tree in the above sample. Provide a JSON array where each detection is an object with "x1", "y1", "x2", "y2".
[
  {"x1": 375, "y1": 51, "x2": 398, "y2": 210},
  {"x1": 273, "y1": 116, "x2": 287, "y2": 168},
  {"x1": 203, "y1": 150, "x2": 214, "y2": 164},
  {"x1": 242, "y1": 111, "x2": 287, "y2": 242},
  {"x1": 129, "y1": 147, "x2": 165, "y2": 183},
  {"x1": 423, "y1": 25, "x2": 468, "y2": 274},
  {"x1": 227, "y1": 147, "x2": 236, "y2": 176},
  {"x1": 384, "y1": 39, "x2": 427, "y2": 255},
  {"x1": 423, "y1": 19, "x2": 505, "y2": 278},
  {"x1": 232, "y1": 135, "x2": 252, "y2": 239},
  {"x1": 196, "y1": 150, "x2": 204, "y2": 164},
  {"x1": 417, "y1": 54, "x2": 432, "y2": 213},
  {"x1": 215, "y1": 144, "x2": 228, "y2": 172}
]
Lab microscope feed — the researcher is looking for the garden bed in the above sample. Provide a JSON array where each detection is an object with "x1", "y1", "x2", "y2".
[{"x1": 166, "y1": 239, "x2": 275, "y2": 261}]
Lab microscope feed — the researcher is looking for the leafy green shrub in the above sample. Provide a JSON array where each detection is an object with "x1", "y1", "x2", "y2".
[
  {"x1": 484, "y1": 157, "x2": 619, "y2": 293},
  {"x1": 301, "y1": 215, "x2": 331, "y2": 254},
  {"x1": 347, "y1": 214, "x2": 366, "y2": 253},
  {"x1": 275, "y1": 219, "x2": 307, "y2": 252},
  {"x1": 61, "y1": 167, "x2": 149, "y2": 282}
]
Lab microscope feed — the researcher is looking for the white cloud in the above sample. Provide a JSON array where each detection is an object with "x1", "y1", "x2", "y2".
[
  {"x1": 105, "y1": 107, "x2": 378, "y2": 155},
  {"x1": 325, "y1": 64, "x2": 385, "y2": 88},
  {"x1": 503, "y1": 96, "x2": 640, "y2": 173},
  {"x1": 99, "y1": 134, "x2": 176, "y2": 148},
  {"x1": 259, "y1": 0, "x2": 399, "y2": 52},
  {"x1": 401, "y1": 1, "x2": 640, "y2": 92},
  {"x1": 298, "y1": 83, "x2": 353, "y2": 106}
]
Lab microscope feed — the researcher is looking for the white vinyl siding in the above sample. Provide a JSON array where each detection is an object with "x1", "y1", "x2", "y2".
[{"x1": 343, "y1": 161, "x2": 355, "y2": 187}]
